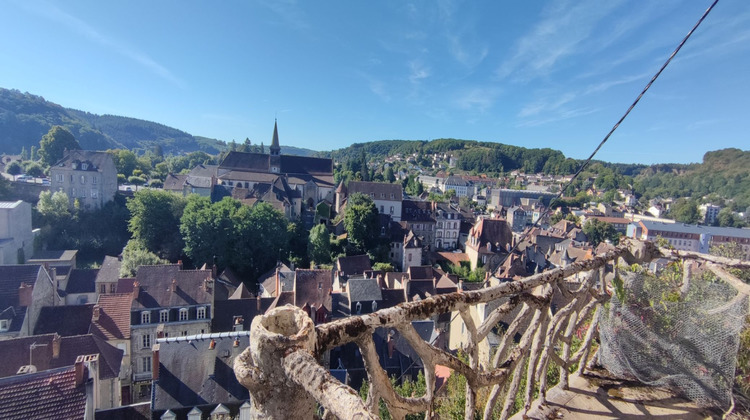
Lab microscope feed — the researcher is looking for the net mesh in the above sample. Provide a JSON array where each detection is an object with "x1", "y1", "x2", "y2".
[{"x1": 599, "y1": 267, "x2": 748, "y2": 409}]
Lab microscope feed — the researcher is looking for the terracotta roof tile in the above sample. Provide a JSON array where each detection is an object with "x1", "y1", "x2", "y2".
[
  {"x1": 0, "y1": 366, "x2": 87, "y2": 420},
  {"x1": 91, "y1": 293, "x2": 132, "y2": 340}
]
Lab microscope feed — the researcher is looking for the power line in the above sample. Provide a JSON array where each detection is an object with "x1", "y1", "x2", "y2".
[{"x1": 499, "y1": 0, "x2": 721, "y2": 267}]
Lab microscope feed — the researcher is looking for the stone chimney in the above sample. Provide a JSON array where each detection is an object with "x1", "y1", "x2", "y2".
[
  {"x1": 92, "y1": 305, "x2": 100, "y2": 322},
  {"x1": 74, "y1": 356, "x2": 86, "y2": 386},
  {"x1": 152, "y1": 344, "x2": 160, "y2": 380},
  {"x1": 18, "y1": 283, "x2": 33, "y2": 307},
  {"x1": 177, "y1": 260, "x2": 183, "y2": 269},
  {"x1": 52, "y1": 333, "x2": 61, "y2": 359},
  {"x1": 132, "y1": 281, "x2": 140, "y2": 300},
  {"x1": 275, "y1": 268, "x2": 280, "y2": 297},
  {"x1": 170, "y1": 278, "x2": 177, "y2": 293}
]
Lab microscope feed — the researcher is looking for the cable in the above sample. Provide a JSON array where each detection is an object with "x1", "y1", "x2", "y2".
[{"x1": 499, "y1": 0, "x2": 721, "y2": 267}]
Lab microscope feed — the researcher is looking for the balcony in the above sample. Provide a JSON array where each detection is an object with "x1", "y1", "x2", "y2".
[{"x1": 233, "y1": 239, "x2": 749, "y2": 419}]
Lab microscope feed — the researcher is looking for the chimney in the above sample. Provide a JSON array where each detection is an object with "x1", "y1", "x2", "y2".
[
  {"x1": 74, "y1": 356, "x2": 86, "y2": 386},
  {"x1": 52, "y1": 333, "x2": 61, "y2": 359},
  {"x1": 177, "y1": 260, "x2": 183, "y2": 269},
  {"x1": 132, "y1": 281, "x2": 140, "y2": 300},
  {"x1": 209, "y1": 339, "x2": 216, "y2": 350},
  {"x1": 170, "y1": 278, "x2": 177, "y2": 293},
  {"x1": 152, "y1": 344, "x2": 160, "y2": 380},
  {"x1": 256, "y1": 296, "x2": 261, "y2": 312},
  {"x1": 92, "y1": 305, "x2": 100, "y2": 322},
  {"x1": 18, "y1": 283, "x2": 33, "y2": 307},
  {"x1": 387, "y1": 334, "x2": 395, "y2": 359}
]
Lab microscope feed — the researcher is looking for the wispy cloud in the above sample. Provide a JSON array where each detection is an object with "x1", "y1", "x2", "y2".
[
  {"x1": 355, "y1": 71, "x2": 391, "y2": 102},
  {"x1": 408, "y1": 60, "x2": 431, "y2": 84},
  {"x1": 447, "y1": 34, "x2": 488, "y2": 69},
  {"x1": 517, "y1": 107, "x2": 599, "y2": 127},
  {"x1": 497, "y1": 0, "x2": 623, "y2": 81},
  {"x1": 17, "y1": 1, "x2": 184, "y2": 88},
  {"x1": 583, "y1": 72, "x2": 650, "y2": 95},
  {"x1": 455, "y1": 87, "x2": 502, "y2": 113},
  {"x1": 686, "y1": 118, "x2": 723, "y2": 131},
  {"x1": 257, "y1": 0, "x2": 310, "y2": 31}
]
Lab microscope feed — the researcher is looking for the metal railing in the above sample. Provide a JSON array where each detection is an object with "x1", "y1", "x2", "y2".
[{"x1": 234, "y1": 239, "x2": 750, "y2": 419}]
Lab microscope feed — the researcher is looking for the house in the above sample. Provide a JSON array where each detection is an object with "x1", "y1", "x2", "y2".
[
  {"x1": 33, "y1": 304, "x2": 94, "y2": 336},
  {"x1": 0, "y1": 201, "x2": 34, "y2": 264},
  {"x1": 402, "y1": 230, "x2": 423, "y2": 271},
  {"x1": 434, "y1": 202, "x2": 461, "y2": 250},
  {"x1": 401, "y1": 200, "x2": 436, "y2": 251},
  {"x1": 129, "y1": 264, "x2": 215, "y2": 402},
  {"x1": 0, "y1": 264, "x2": 61, "y2": 338},
  {"x1": 49, "y1": 150, "x2": 117, "y2": 210},
  {"x1": 90, "y1": 293, "x2": 133, "y2": 405},
  {"x1": 151, "y1": 332, "x2": 251, "y2": 420},
  {"x1": 231, "y1": 175, "x2": 301, "y2": 220},
  {"x1": 465, "y1": 218, "x2": 513, "y2": 271},
  {"x1": 258, "y1": 262, "x2": 295, "y2": 298},
  {"x1": 162, "y1": 174, "x2": 188, "y2": 195},
  {"x1": 442, "y1": 176, "x2": 472, "y2": 198},
  {"x1": 627, "y1": 220, "x2": 750, "y2": 259},
  {"x1": 337, "y1": 180, "x2": 403, "y2": 222},
  {"x1": 64, "y1": 268, "x2": 98, "y2": 305},
  {"x1": 335, "y1": 254, "x2": 372, "y2": 277},
  {"x1": 507, "y1": 206, "x2": 527, "y2": 232},
  {"x1": 0, "y1": 333, "x2": 125, "y2": 410},
  {"x1": 95, "y1": 256, "x2": 122, "y2": 298},
  {"x1": 294, "y1": 269, "x2": 334, "y2": 325}
]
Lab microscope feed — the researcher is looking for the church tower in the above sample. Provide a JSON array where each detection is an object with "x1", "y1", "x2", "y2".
[{"x1": 270, "y1": 120, "x2": 281, "y2": 173}]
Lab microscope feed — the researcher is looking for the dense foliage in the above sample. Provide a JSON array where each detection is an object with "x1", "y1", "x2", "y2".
[
  {"x1": 343, "y1": 193, "x2": 380, "y2": 255},
  {"x1": 126, "y1": 189, "x2": 187, "y2": 261},
  {"x1": 38, "y1": 126, "x2": 81, "y2": 166}
]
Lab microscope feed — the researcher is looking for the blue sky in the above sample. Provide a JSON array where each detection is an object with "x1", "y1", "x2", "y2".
[{"x1": 1, "y1": 0, "x2": 748, "y2": 164}]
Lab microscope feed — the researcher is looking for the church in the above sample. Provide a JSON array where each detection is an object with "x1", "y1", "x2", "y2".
[{"x1": 214, "y1": 121, "x2": 335, "y2": 221}]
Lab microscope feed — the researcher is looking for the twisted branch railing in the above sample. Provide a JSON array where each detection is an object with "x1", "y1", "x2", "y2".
[{"x1": 234, "y1": 239, "x2": 749, "y2": 419}]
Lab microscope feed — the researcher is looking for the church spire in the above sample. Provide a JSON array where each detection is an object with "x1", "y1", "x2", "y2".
[{"x1": 270, "y1": 119, "x2": 281, "y2": 156}]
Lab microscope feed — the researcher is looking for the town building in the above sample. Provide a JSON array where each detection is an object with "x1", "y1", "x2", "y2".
[
  {"x1": 49, "y1": 150, "x2": 118, "y2": 210},
  {"x1": 337, "y1": 180, "x2": 403, "y2": 222},
  {"x1": 0, "y1": 264, "x2": 61, "y2": 338},
  {"x1": 627, "y1": 220, "x2": 750, "y2": 259},
  {"x1": 0, "y1": 201, "x2": 34, "y2": 265}
]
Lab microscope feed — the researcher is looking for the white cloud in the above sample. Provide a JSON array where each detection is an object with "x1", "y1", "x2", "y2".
[
  {"x1": 455, "y1": 87, "x2": 501, "y2": 113},
  {"x1": 408, "y1": 60, "x2": 431, "y2": 84}
]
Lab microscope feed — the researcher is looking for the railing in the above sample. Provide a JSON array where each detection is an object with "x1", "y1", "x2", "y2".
[{"x1": 233, "y1": 239, "x2": 750, "y2": 419}]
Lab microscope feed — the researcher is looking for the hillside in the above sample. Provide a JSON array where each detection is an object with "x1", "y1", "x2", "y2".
[{"x1": 0, "y1": 88, "x2": 225, "y2": 155}]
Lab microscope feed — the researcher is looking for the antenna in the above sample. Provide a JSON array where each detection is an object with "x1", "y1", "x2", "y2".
[{"x1": 29, "y1": 342, "x2": 48, "y2": 366}]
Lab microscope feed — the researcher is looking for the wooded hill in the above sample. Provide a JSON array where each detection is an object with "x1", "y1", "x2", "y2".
[{"x1": 0, "y1": 88, "x2": 225, "y2": 155}]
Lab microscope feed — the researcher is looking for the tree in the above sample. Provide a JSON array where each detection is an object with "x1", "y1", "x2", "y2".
[
  {"x1": 717, "y1": 208, "x2": 744, "y2": 228},
  {"x1": 111, "y1": 149, "x2": 139, "y2": 177},
  {"x1": 343, "y1": 193, "x2": 380, "y2": 254},
  {"x1": 120, "y1": 239, "x2": 166, "y2": 277},
  {"x1": 127, "y1": 189, "x2": 186, "y2": 260},
  {"x1": 128, "y1": 175, "x2": 147, "y2": 190},
  {"x1": 5, "y1": 161, "x2": 22, "y2": 176},
  {"x1": 30, "y1": 145, "x2": 38, "y2": 161},
  {"x1": 583, "y1": 218, "x2": 619, "y2": 246},
  {"x1": 37, "y1": 190, "x2": 71, "y2": 220},
  {"x1": 308, "y1": 224, "x2": 332, "y2": 265},
  {"x1": 372, "y1": 262, "x2": 394, "y2": 272},
  {"x1": 384, "y1": 167, "x2": 395, "y2": 183},
  {"x1": 38, "y1": 126, "x2": 80, "y2": 166},
  {"x1": 24, "y1": 162, "x2": 44, "y2": 177},
  {"x1": 669, "y1": 198, "x2": 701, "y2": 224}
]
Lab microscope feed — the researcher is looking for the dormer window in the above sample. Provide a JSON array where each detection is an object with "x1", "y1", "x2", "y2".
[
  {"x1": 81, "y1": 162, "x2": 89, "y2": 170},
  {"x1": 179, "y1": 308, "x2": 189, "y2": 321},
  {"x1": 160, "y1": 310, "x2": 169, "y2": 323},
  {"x1": 197, "y1": 307, "x2": 207, "y2": 319},
  {"x1": 0, "y1": 319, "x2": 8, "y2": 332},
  {"x1": 141, "y1": 311, "x2": 151, "y2": 324},
  {"x1": 372, "y1": 301, "x2": 378, "y2": 312},
  {"x1": 356, "y1": 302, "x2": 362, "y2": 314}
]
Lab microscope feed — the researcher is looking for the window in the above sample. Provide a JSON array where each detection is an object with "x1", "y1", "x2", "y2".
[
  {"x1": 141, "y1": 311, "x2": 151, "y2": 324},
  {"x1": 179, "y1": 308, "x2": 189, "y2": 321},
  {"x1": 91, "y1": 189, "x2": 98, "y2": 199},
  {"x1": 372, "y1": 301, "x2": 378, "y2": 312},
  {"x1": 92, "y1": 176, "x2": 97, "y2": 184},
  {"x1": 408, "y1": 254, "x2": 412, "y2": 262},
  {"x1": 0, "y1": 319, "x2": 8, "y2": 332},
  {"x1": 79, "y1": 188, "x2": 86, "y2": 198},
  {"x1": 380, "y1": 205, "x2": 384, "y2": 213},
  {"x1": 110, "y1": 283, "x2": 116, "y2": 293},
  {"x1": 356, "y1": 302, "x2": 362, "y2": 314},
  {"x1": 56, "y1": 174, "x2": 64, "y2": 183},
  {"x1": 80, "y1": 175, "x2": 86, "y2": 184},
  {"x1": 390, "y1": 206, "x2": 394, "y2": 215},
  {"x1": 72, "y1": 187, "x2": 77, "y2": 197},
  {"x1": 142, "y1": 356, "x2": 152, "y2": 373},
  {"x1": 160, "y1": 310, "x2": 169, "y2": 323},
  {"x1": 197, "y1": 307, "x2": 206, "y2": 320},
  {"x1": 99, "y1": 284, "x2": 106, "y2": 294},
  {"x1": 142, "y1": 334, "x2": 151, "y2": 349}
]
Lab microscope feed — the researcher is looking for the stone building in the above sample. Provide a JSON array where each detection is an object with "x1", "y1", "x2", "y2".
[{"x1": 49, "y1": 150, "x2": 117, "y2": 210}]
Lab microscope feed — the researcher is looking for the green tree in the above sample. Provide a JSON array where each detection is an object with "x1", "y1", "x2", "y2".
[
  {"x1": 30, "y1": 145, "x2": 38, "y2": 161},
  {"x1": 120, "y1": 239, "x2": 167, "y2": 277},
  {"x1": 583, "y1": 218, "x2": 619, "y2": 246},
  {"x1": 128, "y1": 175, "x2": 147, "y2": 191},
  {"x1": 37, "y1": 190, "x2": 71, "y2": 220},
  {"x1": 111, "y1": 149, "x2": 139, "y2": 177},
  {"x1": 717, "y1": 208, "x2": 744, "y2": 228},
  {"x1": 38, "y1": 126, "x2": 80, "y2": 166},
  {"x1": 372, "y1": 262, "x2": 394, "y2": 272},
  {"x1": 308, "y1": 224, "x2": 332, "y2": 265},
  {"x1": 669, "y1": 198, "x2": 701, "y2": 224},
  {"x1": 127, "y1": 189, "x2": 186, "y2": 260},
  {"x1": 24, "y1": 162, "x2": 44, "y2": 177},
  {"x1": 384, "y1": 167, "x2": 395, "y2": 183},
  {"x1": 5, "y1": 161, "x2": 22, "y2": 176},
  {"x1": 343, "y1": 193, "x2": 380, "y2": 254}
]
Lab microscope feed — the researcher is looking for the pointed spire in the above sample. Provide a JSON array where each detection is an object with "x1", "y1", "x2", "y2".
[{"x1": 270, "y1": 119, "x2": 281, "y2": 156}]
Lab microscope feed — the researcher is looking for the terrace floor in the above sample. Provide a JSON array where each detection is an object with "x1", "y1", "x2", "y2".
[{"x1": 511, "y1": 368, "x2": 724, "y2": 420}]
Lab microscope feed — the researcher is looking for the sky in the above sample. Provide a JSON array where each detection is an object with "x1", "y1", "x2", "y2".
[{"x1": 1, "y1": 0, "x2": 749, "y2": 165}]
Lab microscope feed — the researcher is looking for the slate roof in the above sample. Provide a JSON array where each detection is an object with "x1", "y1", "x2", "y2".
[
  {"x1": 163, "y1": 174, "x2": 188, "y2": 192},
  {"x1": 0, "y1": 366, "x2": 87, "y2": 420},
  {"x1": 380, "y1": 288, "x2": 406, "y2": 309},
  {"x1": 294, "y1": 269, "x2": 333, "y2": 312},
  {"x1": 66, "y1": 269, "x2": 98, "y2": 294},
  {"x1": 34, "y1": 304, "x2": 94, "y2": 336},
  {"x1": 219, "y1": 151, "x2": 270, "y2": 172},
  {"x1": 336, "y1": 255, "x2": 372, "y2": 276},
  {"x1": 406, "y1": 280, "x2": 436, "y2": 301},
  {"x1": 0, "y1": 265, "x2": 43, "y2": 315},
  {"x1": 258, "y1": 263, "x2": 294, "y2": 296},
  {"x1": 0, "y1": 333, "x2": 123, "y2": 380},
  {"x1": 96, "y1": 256, "x2": 122, "y2": 285},
  {"x1": 152, "y1": 334, "x2": 250, "y2": 412},
  {"x1": 346, "y1": 181, "x2": 402, "y2": 200},
  {"x1": 401, "y1": 200, "x2": 435, "y2": 222},
  {"x1": 347, "y1": 278, "x2": 383, "y2": 303},
  {"x1": 280, "y1": 155, "x2": 333, "y2": 175},
  {"x1": 132, "y1": 265, "x2": 213, "y2": 309},
  {"x1": 29, "y1": 249, "x2": 78, "y2": 262},
  {"x1": 90, "y1": 293, "x2": 132, "y2": 340},
  {"x1": 95, "y1": 402, "x2": 151, "y2": 420},
  {"x1": 468, "y1": 218, "x2": 513, "y2": 251},
  {"x1": 407, "y1": 266, "x2": 437, "y2": 281},
  {"x1": 212, "y1": 298, "x2": 269, "y2": 332},
  {"x1": 52, "y1": 149, "x2": 112, "y2": 170}
]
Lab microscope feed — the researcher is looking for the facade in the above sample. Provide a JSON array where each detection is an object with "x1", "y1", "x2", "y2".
[
  {"x1": 90, "y1": 293, "x2": 133, "y2": 405},
  {"x1": 699, "y1": 203, "x2": 721, "y2": 225},
  {"x1": 0, "y1": 201, "x2": 34, "y2": 265},
  {"x1": 0, "y1": 264, "x2": 61, "y2": 338},
  {"x1": 465, "y1": 218, "x2": 513, "y2": 271},
  {"x1": 442, "y1": 176, "x2": 472, "y2": 198},
  {"x1": 507, "y1": 206, "x2": 527, "y2": 233},
  {"x1": 338, "y1": 181, "x2": 403, "y2": 222},
  {"x1": 434, "y1": 203, "x2": 461, "y2": 250},
  {"x1": 49, "y1": 150, "x2": 117, "y2": 210},
  {"x1": 129, "y1": 265, "x2": 215, "y2": 402},
  {"x1": 401, "y1": 200, "x2": 436, "y2": 251},
  {"x1": 627, "y1": 220, "x2": 750, "y2": 259}
]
